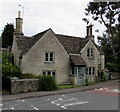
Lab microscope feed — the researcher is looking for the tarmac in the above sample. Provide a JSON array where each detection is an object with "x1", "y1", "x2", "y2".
[{"x1": 2, "y1": 80, "x2": 119, "y2": 102}]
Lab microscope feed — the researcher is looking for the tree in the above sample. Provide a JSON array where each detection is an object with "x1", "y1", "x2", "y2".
[
  {"x1": 1, "y1": 23, "x2": 14, "y2": 48},
  {"x1": 83, "y1": 2, "x2": 120, "y2": 58},
  {"x1": 83, "y1": 2, "x2": 120, "y2": 72}
]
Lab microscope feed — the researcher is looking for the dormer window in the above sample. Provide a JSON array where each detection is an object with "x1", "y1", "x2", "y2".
[{"x1": 87, "y1": 49, "x2": 93, "y2": 58}]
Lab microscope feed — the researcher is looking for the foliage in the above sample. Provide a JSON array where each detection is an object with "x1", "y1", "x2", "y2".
[
  {"x1": 38, "y1": 75, "x2": 58, "y2": 91},
  {"x1": 83, "y1": 2, "x2": 120, "y2": 72},
  {"x1": 19, "y1": 73, "x2": 37, "y2": 79},
  {"x1": 2, "y1": 52, "x2": 20, "y2": 77},
  {"x1": 1, "y1": 23, "x2": 14, "y2": 48},
  {"x1": 98, "y1": 71, "x2": 106, "y2": 82},
  {"x1": 84, "y1": 77, "x2": 89, "y2": 86},
  {"x1": 98, "y1": 27, "x2": 120, "y2": 72},
  {"x1": 106, "y1": 62, "x2": 119, "y2": 72},
  {"x1": 83, "y1": 2, "x2": 119, "y2": 32}
]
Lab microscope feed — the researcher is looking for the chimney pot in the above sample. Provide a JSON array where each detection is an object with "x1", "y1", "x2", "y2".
[
  {"x1": 86, "y1": 24, "x2": 94, "y2": 42},
  {"x1": 18, "y1": 11, "x2": 21, "y2": 18}
]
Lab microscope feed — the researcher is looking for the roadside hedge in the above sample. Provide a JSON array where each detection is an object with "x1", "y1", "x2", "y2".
[
  {"x1": 38, "y1": 75, "x2": 58, "y2": 91},
  {"x1": 19, "y1": 73, "x2": 37, "y2": 79}
]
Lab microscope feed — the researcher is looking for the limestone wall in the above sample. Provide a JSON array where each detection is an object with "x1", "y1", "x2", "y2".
[
  {"x1": 111, "y1": 72, "x2": 120, "y2": 80},
  {"x1": 80, "y1": 40, "x2": 102, "y2": 77},
  {"x1": 11, "y1": 79, "x2": 39, "y2": 94},
  {"x1": 20, "y1": 29, "x2": 70, "y2": 85}
]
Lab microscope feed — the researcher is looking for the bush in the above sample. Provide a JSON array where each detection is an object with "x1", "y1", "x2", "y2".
[
  {"x1": 2, "y1": 63, "x2": 20, "y2": 77},
  {"x1": 38, "y1": 75, "x2": 58, "y2": 91},
  {"x1": 20, "y1": 73, "x2": 37, "y2": 79},
  {"x1": 98, "y1": 72, "x2": 106, "y2": 82},
  {"x1": 2, "y1": 52, "x2": 20, "y2": 77},
  {"x1": 84, "y1": 77, "x2": 89, "y2": 86},
  {"x1": 106, "y1": 62, "x2": 119, "y2": 72}
]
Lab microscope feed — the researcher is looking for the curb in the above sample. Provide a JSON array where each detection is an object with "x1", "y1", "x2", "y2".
[{"x1": 2, "y1": 80, "x2": 118, "y2": 102}]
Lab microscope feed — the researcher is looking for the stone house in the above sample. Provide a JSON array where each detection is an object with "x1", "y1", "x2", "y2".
[{"x1": 12, "y1": 11, "x2": 105, "y2": 85}]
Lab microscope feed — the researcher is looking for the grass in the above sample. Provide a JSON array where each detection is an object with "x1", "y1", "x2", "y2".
[
  {"x1": 58, "y1": 85, "x2": 84, "y2": 90},
  {"x1": 88, "y1": 82, "x2": 99, "y2": 85},
  {"x1": 58, "y1": 82, "x2": 99, "y2": 89}
]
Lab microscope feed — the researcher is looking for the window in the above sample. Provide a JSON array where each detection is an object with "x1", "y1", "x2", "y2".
[
  {"x1": 86, "y1": 67, "x2": 95, "y2": 75},
  {"x1": 50, "y1": 53, "x2": 53, "y2": 61},
  {"x1": 72, "y1": 67, "x2": 75, "y2": 75},
  {"x1": 71, "y1": 67, "x2": 82, "y2": 75},
  {"x1": 89, "y1": 68, "x2": 91, "y2": 75},
  {"x1": 87, "y1": 49, "x2": 93, "y2": 58},
  {"x1": 45, "y1": 52, "x2": 54, "y2": 62},
  {"x1": 42, "y1": 70, "x2": 56, "y2": 78},
  {"x1": 92, "y1": 67, "x2": 95, "y2": 75}
]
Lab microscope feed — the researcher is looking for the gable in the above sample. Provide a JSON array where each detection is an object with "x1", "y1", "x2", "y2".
[
  {"x1": 23, "y1": 29, "x2": 69, "y2": 57},
  {"x1": 80, "y1": 40, "x2": 100, "y2": 54}
]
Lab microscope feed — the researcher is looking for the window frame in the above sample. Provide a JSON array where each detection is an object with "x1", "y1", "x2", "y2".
[
  {"x1": 42, "y1": 70, "x2": 56, "y2": 78},
  {"x1": 86, "y1": 67, "x2": 95, "y2": 75},
  {"x1": 71, "y1": 66, "x2": 82, "y2": 76},
  {"x1": 87, "y1": 48, "x2": 94, "y2": 58},
  {"x1": 44, "y1": 52, "x2": 55, "y2": 63}
]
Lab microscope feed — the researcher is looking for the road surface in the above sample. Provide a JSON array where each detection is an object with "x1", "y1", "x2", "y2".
[{"x1": 1, "y1": 81, "x2": 119, "y2": 110}]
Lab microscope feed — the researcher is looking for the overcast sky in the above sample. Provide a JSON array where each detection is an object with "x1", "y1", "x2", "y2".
[{"x1": 1, "y1": 0, "x2": 106, "y2": 43}]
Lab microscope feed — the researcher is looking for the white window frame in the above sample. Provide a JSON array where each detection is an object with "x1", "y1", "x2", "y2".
[
  {"x1": 71, "y1": 66, "x2": 81, "y2": 76},
  {"x1": 42, "y1": 70, "x2": 56, "y2": 78},
  {"x1": 87, "y1": 49, "x2": 93, "y2": 58},
  {"x1": 86, "y1": 67, "x2": 95, "y2": 75},
  {"x1": 45, "y1": 52, "x2": 54, "y2": 62}
]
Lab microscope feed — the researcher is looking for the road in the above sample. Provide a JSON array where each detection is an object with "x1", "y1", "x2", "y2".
[{"x1": 1, "y1": 81, "x2": 119, "y2": 110}]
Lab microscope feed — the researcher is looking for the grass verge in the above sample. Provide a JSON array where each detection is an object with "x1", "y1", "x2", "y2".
[
  {"x1": 58, "y1": 82, "x2": 99, "y2": 90},
  {"x1": 58, "y1": 85, "x2": 84, "y2": 89}
]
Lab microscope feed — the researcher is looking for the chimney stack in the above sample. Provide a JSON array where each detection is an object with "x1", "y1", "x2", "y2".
[
  {"x1": 86, "y1": 24, "x2": 94, "y2": 42},
  {"x1": 15, "y1": 11, "x2": 24, "y2": 36}
]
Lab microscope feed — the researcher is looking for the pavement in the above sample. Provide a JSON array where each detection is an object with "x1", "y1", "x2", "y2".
[{"x1": 2, "y1": 80, "x2": 119, "y2": 102}]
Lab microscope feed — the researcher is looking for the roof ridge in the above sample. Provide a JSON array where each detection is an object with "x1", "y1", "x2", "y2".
[
  {"x1": 32, "y1": 28, "x2": 50, "y2": 37},
  {"x1": 56, "y1": 34, "x2": 85, "y2": 39},
  {"x1": 16, "y1": 29, "x2": 90, "y2": 56}
]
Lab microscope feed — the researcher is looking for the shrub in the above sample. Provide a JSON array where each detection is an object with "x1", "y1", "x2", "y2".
[
  {"x1": 2, "y1": 61, "x2": 20, "y2": 77},
  {"x1": 106, "y1": 62, "x2": 119, "y2": 72},
  {"x1": 98, "y1": 72, "x2": 106, "y2": 82},
  {"x1": 84, "y1": 77, "x2": 89, "y2": 86},
  {"x1": 20, "y1": 73, "x2": 37, "y2": 79},
  {"x1": 2, "y1": 52, "x2": 20, "y2": 77},
  {"x1": 38, "y1": 75, "x2": 58, "y2": 91}
]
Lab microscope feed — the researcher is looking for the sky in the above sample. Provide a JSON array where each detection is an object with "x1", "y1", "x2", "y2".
[{"x1": 1, "y1": 0, "x2": 106, "y2": 43}]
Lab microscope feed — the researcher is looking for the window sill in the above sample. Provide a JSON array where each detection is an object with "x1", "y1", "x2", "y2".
[
  {"x1": 44, "y1": 61, "x2": 55, "y2": 64},
  {"x1": 87, "y1": 57, "x2": 94, "y2": 59}
]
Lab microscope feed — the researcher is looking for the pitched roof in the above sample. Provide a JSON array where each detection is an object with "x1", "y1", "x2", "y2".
[
  {"x1": 16, "y1": 36, "x2": 33, "y2": 56},
  {"x1": 16, "y1": 29, "x2": 48, "y2": 56},
  {"x1": 56, "y1": 34, "x2": 89, "y2": 54},
  {"x1": 70, "y1": 55, "x2": 86, "y2": 66},
  {"x1": 16, "y1": 29, "x2": 89, "y2": 56}
]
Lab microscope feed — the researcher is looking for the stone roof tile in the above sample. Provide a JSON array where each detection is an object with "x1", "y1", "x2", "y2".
[
  {"x1": 70, "y1": 55, "x2": 86, "y2": 66},
  {"x1": 16, "y1": 29, "x2": 89, "y2": 56}
]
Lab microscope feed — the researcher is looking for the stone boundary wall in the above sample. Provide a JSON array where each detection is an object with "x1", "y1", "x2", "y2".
[
  {"x1": 11, "y1": 79, "x2": 39, "y2": 94},
  {"x1": 110, "y1": 72, "x2": 120, "y2": 80}
]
